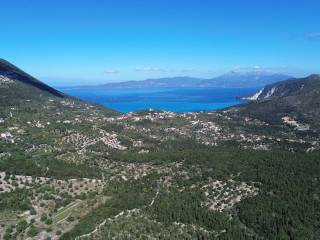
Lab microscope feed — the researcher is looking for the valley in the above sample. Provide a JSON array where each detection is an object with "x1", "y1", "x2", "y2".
[{"x1": 0, "y1": 60, "x2": 320, "y2": 239}]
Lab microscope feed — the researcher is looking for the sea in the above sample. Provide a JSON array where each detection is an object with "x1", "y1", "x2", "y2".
[{"x1": 58, "y1": 87, "x2": 258, "y2": 113}]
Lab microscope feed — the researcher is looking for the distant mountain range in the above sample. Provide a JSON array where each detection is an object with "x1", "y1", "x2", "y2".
[
  {"x1": 98, "y1": 76, "x2": 204, "y2": 88},
  {"x1": 87, "y1": 71, "x2": 291, "y2": 89},
  {"x1": 199, "y1": 71, "x2": 291, "y2": 88}
]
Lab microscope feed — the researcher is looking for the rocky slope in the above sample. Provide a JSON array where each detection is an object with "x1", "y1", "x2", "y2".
[
  {"x1": 237, "y1": 75, "x2": 320, "y2": 127},
  {"x1": 244, "y1": 74, "x2": 320, "y2": 101}
]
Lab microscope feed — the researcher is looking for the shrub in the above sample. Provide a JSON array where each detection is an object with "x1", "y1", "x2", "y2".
[
  {"x1": 67, "y1": 216, "x2": 75, "y2": 222},
  {"x1": 27, "y1": 226, "x2": 38, "y2": 237},
  {"x1": 45, "y1": 218, "x2": 53, "y2": 225},
  {"x1": 41, "y1": 213, "x2": 48, "y2": 222}
]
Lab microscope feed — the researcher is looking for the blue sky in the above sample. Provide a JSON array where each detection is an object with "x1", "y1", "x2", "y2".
[{"x1": 1, "y1": 0, "x2": 320, "y2": 86}]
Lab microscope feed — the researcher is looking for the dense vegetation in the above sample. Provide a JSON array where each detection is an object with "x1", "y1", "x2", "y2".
[{"x1": 63, "y1": 143, "x2": 320, "y2": 239}]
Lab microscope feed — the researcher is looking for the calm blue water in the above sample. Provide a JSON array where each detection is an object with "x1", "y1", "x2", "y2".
[{"x1": 58, "y1": 87, "x2": 258, "y2": 113}]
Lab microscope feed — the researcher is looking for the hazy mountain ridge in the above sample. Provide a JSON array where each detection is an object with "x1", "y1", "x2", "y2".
[
  {"x1": 199, "y1": 71, "x2": 291, "y2": 88},
  {"x1": 84, "y1": 71, "x2": 291, "y2": 89},
  {"x1": 100, "y1": 76, "x2": 204, "y2": 88}
]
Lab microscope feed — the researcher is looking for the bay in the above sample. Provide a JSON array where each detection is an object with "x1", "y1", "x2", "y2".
[{"x1": 58, "y1": 87, "x2": 258, "y2": 113}]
